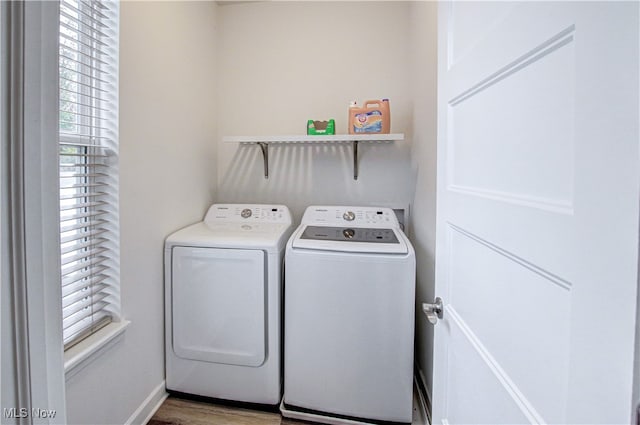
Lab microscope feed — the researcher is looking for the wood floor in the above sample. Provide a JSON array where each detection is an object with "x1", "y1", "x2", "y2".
[
  {"x1": 148, "y1": 388, "x2": 428, "y2": 425},
  {"x1": 148, "y1": 397, "x2": 308, "y2": 425}
]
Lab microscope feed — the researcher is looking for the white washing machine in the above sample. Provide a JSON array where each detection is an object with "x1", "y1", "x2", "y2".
[
  {"x1": 282, "y1": 206, "x2": 416, "y2": 424},
  {"x1": 164, "y1": 203, "x2": 292, "y2": 405}
]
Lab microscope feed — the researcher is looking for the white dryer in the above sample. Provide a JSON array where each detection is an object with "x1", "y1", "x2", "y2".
[
  {"x1": 282, "y1": 206, "x2": 416, "y2": 424},
  {"x1": 164, "y1": 204, "x2": 292, "y2": 405}
]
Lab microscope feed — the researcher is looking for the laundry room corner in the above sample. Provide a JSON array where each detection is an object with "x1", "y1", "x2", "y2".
[{"x1": 63, "y1": 2, "x2": 220, "y2": 424}]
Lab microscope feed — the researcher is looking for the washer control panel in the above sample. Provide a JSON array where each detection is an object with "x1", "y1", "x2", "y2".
[
  {"x1": 301, "y1": 226, "x2": 399, "y2": 243},
  {"x1": 204, "y1": 204, "x2": 291, "y2": 224},
  {"x1": 301, "y1": 206, "x2": 399, "y2": 228},
  {"x1": 343, "y1": 211, "x2": 355, "y2": 221}
]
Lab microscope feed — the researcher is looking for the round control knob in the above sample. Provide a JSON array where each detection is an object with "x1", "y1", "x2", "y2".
[
  {"x1": 342, "y1": 228, "x2": 355, "y2": 239},
  {"x1": 241, "y1": 208, "x2": 252, "y2": 218},
  {"x1": 343, "y1": 211, "x2": 355, "y2": 221}
]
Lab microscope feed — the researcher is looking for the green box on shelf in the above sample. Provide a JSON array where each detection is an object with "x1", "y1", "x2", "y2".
[{"x1": 307, "y1": 119, "x2": 335, "y2": 135}]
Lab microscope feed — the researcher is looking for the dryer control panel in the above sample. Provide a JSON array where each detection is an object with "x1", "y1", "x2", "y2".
[
  {"x1": 204, "y1": 204, "x2": 292, "y2": 224},
  {"x1": 300, "y1": 206, "x2": 399, "y2": 228}
]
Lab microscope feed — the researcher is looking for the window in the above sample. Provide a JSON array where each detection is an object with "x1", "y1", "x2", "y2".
[{"x1": 59, "y1": 0, "x2": 119, "y2": 349}]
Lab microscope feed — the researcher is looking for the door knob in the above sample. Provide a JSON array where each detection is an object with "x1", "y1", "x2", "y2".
[{"x1": 422, "y1": 297, "x2": 444, "y2": 325}]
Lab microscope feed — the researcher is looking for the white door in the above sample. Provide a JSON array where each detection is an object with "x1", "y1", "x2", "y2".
[{"x1": 432, "y1": 2, "x2": 639, "y2": 424}]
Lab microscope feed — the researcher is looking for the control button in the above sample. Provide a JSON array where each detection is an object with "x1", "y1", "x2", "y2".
[
  {"x1": 343, "y1": 228, "x2": 355, "y2": 239},
  {"x1": 241, "y1": 224, "x2": 252, "y2": 230},
  {"x1": 241, "y1": 208, "x2": 252, "y2": 218},
  {"x1": 343, "y1": 211, "x2": 355, "y2": 221}
]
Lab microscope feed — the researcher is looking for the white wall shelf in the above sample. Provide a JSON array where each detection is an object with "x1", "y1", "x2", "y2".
[{"x1": 223, "y1": 133, "x2": 404, "y2": 180}]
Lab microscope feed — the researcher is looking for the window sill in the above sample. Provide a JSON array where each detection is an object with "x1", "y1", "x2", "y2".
[{"x1": 64, "y1": 320, "x2": 131, "y2": 379}]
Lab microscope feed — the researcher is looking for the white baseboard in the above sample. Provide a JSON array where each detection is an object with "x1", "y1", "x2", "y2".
[{"x1": 124, "y1": 380, "x2": 168, "y2": 425}]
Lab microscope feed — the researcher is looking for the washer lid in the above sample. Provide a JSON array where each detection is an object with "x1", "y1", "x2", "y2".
[{"x1": 292, "y1": 225, "x2": 408, "y2": 254}]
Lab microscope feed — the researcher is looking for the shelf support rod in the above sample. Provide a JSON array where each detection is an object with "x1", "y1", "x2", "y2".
[
  {"x1": 353, "y1": 140, "x2": 359, "y2": 180},
  {"x1": 257, "y1": 142, "x2": 269, "y2": 178}
]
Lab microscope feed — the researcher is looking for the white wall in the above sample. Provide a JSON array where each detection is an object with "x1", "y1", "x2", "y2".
[
  {"x1": 64, "y1": 2, "x2": 218, "y2": 423},
  {"x1": 216, "y1": 1, "x2": 414, "y2": 220},
  {"x1": 407, "y1": 1, "x2": 438, "y2": 401}
]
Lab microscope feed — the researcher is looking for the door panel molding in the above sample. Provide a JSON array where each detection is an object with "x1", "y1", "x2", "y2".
[
  {"x1": 447, "y1": 184, "x2": 574, "y2": 214},
  {"x1": 446, "y1": 223, "x2": 572, "y2": 421},
  {"x1": 446, "y1": 307, "x2": 544, "y2": 424},
  {"x1": 449, "y1": 25, "x2": 575, "y2": 106},
  {"x1": 448, "y1": 223, "x2": 572, "y2": 291},
  {"x1": 447, "y1": 26, "x2": 576, "y2": 210}
]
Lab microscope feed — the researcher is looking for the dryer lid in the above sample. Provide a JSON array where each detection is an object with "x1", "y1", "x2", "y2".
[{"x1": 165, "y1": 221, "x2": 291, "y2": 252}]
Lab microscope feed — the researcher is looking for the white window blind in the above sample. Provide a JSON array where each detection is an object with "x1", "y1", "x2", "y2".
[{"x1": 59, "y1": 0, "x2": 120, "y2": 350}]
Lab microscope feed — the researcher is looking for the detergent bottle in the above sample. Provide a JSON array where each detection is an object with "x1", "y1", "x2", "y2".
[
  {"x1": 348, "y1": 101, "x2": 359, "y2": 134},
  {"x1": 348, "y1": 99, "x2": 390, "y2": 134}
]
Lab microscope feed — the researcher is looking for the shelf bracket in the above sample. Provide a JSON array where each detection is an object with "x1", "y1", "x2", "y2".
[
  {"x1": 257, "y1": 142, "x2": 269, "y2": 178},
  {"x1": 353, "y1": 140, "x2": 359, "y2": 180}
]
